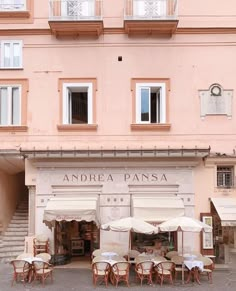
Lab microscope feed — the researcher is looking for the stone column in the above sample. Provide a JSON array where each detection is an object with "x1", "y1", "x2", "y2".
[{"x1": 28, "y1": 186, "x2": 36, "y2": 236}]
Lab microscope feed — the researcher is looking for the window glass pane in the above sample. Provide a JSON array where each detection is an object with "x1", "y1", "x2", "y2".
[
  {"x1": 13, "y1": 43, "x2": 20, "y2": 67},
  {"x1": 12, "y1": 87, "x2": 20, "y2": 125},
  {"x1": 0, "y1": 87, "x2": 8, "y2": 125},
  {"x1": 3, "y1": 43, "x2": 11, "y2": 67},
  {"x1": 141, "y1": 88, "x2": 149, "y2": 122},
  {"x1": 71, "y1": 92, "x2": 88, "y2": 124}
]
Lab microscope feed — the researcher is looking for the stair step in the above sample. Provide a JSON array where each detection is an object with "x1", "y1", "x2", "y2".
[
  {"x1": 0, "y1": 246, "x2": 24, "y2": 252},
  {"x1": 4, "y1": 231, "x2": 28, "y2": 236},
  {"x1": 3, "y1": 236, "x2": 25, "y2": 242},
  {"x1": 2, "y1": 241, "x2": 24, "y2": 246},
  {"x1": 10, "y1": 220, "x2": 28, "y2": 224},
  {"x1": 7, "y1": 227, "x2": 28, "y2": 231},
  {"x1": 0, "y1": 251, "x2": 22, "y2": 258}
]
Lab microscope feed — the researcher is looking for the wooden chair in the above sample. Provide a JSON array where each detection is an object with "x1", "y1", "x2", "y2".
[
  {"x1": 10, "y1": 259, "x2": 30, "y2": 286},
  {"x1": 171, "y1": 255, "x2": 188, "y2": 281},
  {"x1": 135, "y1": 260, "x2": 154, "y2": 286},
  {"x1": 92, "y1": 261, "x2": 110, "y2": 287},
  {"x1": 165, "y1": 250, "x2": 179, "y2": 260},
  {"x1": 111, "y1": 262, "x2": 130, "y2": 287},
  {"x1": 32, "y1": 260, "x2": 53, "y2": 287},
  {"x1": 155, "y1": 261, "x2": 175, "y2": 286},
  {"x1": 33, "y1": 234, "x2": 49, "y2": 256},
  {"x1": 198, "y1": 256, "x2": 214, "y2": 283}
]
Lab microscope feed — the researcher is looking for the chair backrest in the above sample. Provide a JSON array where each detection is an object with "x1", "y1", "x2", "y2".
[
  {"x1": 92, "y1": 261, "x2": 110, "y2": 274},
  {"x1": 92, "y1": 255, "x2": 107, "y2": 263},
  {"x1": 33, "y1": 260, "x2": 51, "y2": 273},
  {"x1": 112, "y1": 262, "x2": 130, "y2": 274},
  {"x1": 156, "y1": 261, "x2": 175, "y2": 274},
  {"x1": 165, "y1": 251, "x2": 179, "y2": 259},
  {"x1": 92, "y1": 249, "x2": 103, "y2": 257},
  {"x1": 136, "y1": 261, "x2": 154, "y2": 273},
  {"x1": 16, "y1": 253, "x2": 34, "y2": 259},
  {"x1": 198, "y1": 256, "x2": 214, "y2": 268},
  {"x1": 35, "y1": 234, "x2": 48, "y2": 243},
  {"x1": 171, "y1": 255, "x2": 184, "y2": 265},
  {"x1": 11, "y1": 259, "x2": 30, "y2": 272},
  {"x1": 36, "y1": 253, "x2": 51, "y2": 262}
]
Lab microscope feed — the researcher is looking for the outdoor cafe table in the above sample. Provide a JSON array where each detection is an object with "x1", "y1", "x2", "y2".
[
  {"x1": 101, "y1": 252, "x2": 119, "y2": 260},
  {"x1": 184, "y1": 260, "x2": 203, "y2": 285}
]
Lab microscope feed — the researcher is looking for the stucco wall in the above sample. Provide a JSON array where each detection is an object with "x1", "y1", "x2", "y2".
[{"x1": 0, "y1": 172, "x2": 27, "y2": 232}]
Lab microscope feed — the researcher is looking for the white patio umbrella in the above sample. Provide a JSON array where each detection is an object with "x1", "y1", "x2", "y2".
[
  {"x1": 101, "y1": 217, "x2": 158, "y2": 260},
  {"x1": 158, "y1": 216, "x2": 212, "y2": 284}
]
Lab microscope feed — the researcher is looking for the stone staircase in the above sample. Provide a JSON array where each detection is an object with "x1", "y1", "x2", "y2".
[{"x1": 0, "y1": 200, "x2": 28, "y2": 263}]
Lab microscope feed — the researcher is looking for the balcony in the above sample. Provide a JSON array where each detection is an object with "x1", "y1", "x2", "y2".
[
  {"x1": 124, "y1": 0, "x2": 178, "y2": 36},
  {"x1": 0, "y1": 0, "x2": 30, "y2": 18},
  {"x1": 48, "y1": 0, "x2": 103, "y2": 37}
]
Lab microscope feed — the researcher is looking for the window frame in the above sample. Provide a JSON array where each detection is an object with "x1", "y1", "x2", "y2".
[
  {"x1": 216, "y1": 166, "x2": 234, "y2": 188},
  {"x1": 0, "y1": 78, "x2": 28, "y2": 131},
  {"x1": 0, "y1": 40, "x2": 23, "y2": 69},
  {"x1": 0, "y1": 0, "x2": 26, "y2": 11},
  {"x1": 131, "y1": 78, "x2": 171, "y2": 131},
  {"x1": 58, "y1": 78, "x2": 97, "y2": 131},
  {"x1": 62, "y1": 82, "x2": 93, "y2": 125}
]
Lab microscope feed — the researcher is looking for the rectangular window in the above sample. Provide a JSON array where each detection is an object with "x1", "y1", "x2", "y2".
[
  {"x1": 61, "y1": 0, "x2": 95, "y2": 18},
  {"x1": 0, "y1": 85, "x2": 21, "y2": 125},
  {"x1": 0, "y1": 0, "x2": 26, "y2": 11},
  {"x1": 217, "y1": 166, "x2": 234, "y2": 188},
  {"x1": 63, "y1": 83, "x2": 93, "y2": 124},
  {"x1": 0, "y1": 40, "x2": 22, "y2": 68},
  {"x1": 136, "y1": 83, "x2": 166, "y2": 124},
  {"x1": 133, "y1": 0, "x2": 167, "y2": 18}
]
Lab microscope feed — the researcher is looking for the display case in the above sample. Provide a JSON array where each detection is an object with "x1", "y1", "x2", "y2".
[{"x1": 71, "y1": 239, "x2": 84, "y2": 256}]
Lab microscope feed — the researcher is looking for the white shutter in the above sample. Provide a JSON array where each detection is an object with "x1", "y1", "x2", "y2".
[
  {"x1": 12, "y1": 87, "x2": 20, "y2": 125},
  {"x1": 0, "y1": 87, "x2": 8, "y2": 125}
]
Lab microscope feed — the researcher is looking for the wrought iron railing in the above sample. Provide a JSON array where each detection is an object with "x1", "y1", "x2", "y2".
[
  {"x1": 49, "y1": 0, "x2": 102, "y2": 21},
  {"x1": 124, "y1": 0, "x2": 178, "y2": 20},
  {"x1": 0, "y1": 0, "x2": 26, "y2": 11}
]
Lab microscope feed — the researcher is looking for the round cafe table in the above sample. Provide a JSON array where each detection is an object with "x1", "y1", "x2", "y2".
[{"x1": 184, "y1": 260, "x2": 203, "y2": 285}]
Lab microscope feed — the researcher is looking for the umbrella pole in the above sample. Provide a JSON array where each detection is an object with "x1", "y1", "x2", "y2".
[
  {"x1": 182, "y1": 231, "x2": 184, "y2": 284},
  {"x1": 128, "y1": 231, "x2": 131, "y2": 262}
]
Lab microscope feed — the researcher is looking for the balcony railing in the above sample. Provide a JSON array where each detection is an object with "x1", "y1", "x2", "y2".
[
  {"x1": 0, "y1": 0, "x2": 26, "y2": 11},
  {"x1": 124, "y1": 0, "x2": 178, "y2": 20},
  {"x1": 49, "y1": 0, "x2": 102, "y2": 21}
]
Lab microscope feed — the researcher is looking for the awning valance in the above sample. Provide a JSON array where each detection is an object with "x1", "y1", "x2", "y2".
[
  {"x1": 211, "y1": 198, "x2": 236, "y2": 226},
  {"x1": 43, "y1": 196, "x2": 99, "y2": 228},
  {"x1": 131, "y1": 196, "x2": 185, "y2": 224}
]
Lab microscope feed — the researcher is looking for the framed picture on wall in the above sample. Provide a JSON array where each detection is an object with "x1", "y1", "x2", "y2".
[{"x1": 202, "y1": 216, "x2": 213, "y2": 249}]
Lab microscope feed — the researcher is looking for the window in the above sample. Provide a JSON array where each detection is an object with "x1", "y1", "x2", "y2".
[
  {"x1": 217, "y1": 166, "x2": 234, "y2": 188},
  {"x1": 133, "y1": 0, "x2": 166, "y2": 18},
  {"x1": 0, "y1": 0, "x2": 26, "y2": 11},
  {"x1": 63, "y1": 82, "x2": 93, "y2": 125},
  {"x1": 0, "y1": 40, "x2": 22, "y2": 69},
  {"x1": 61, "y1": 0, "x2": 95, "y2": 18},
  {"x1": 0, "y1": 85, "x2": 21, "y2": 125},
  {"x1": 136, "y1": 83, "x2": 166, "y2": 124}
]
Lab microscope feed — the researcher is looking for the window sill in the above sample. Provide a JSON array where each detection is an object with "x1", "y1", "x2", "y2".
[
  {"x1": 0, "y1": 125, "x2": 28, "y2": 132},
  {"x1": 57, "y1": 124, "x2": 98, "y2": 131},
  {"x1": 0, "y1": 67, "x2": 23, "y2": 70},
  {"x1": 0, "y1": 11, "x2": 30, "y2": 18},
  {"x1": 130, "y1": 123, "x2": 171, "y2": 131}
]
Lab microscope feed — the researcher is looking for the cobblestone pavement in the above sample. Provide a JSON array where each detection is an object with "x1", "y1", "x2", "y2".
[{"x1": 0, "y1": 263, "x2": 235, "y2": 291}]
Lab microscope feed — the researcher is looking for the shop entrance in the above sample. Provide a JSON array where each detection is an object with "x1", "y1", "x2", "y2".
[{"x1": 55, "y1": 220, "x2": 99, "y2": 258}]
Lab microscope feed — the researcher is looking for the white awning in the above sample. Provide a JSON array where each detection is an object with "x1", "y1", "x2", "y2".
[
  {"x1": 131, "y1": 196, "x2": 185, "y2": 224},
  {"x1": 211, "y1": 198, "x2": 236, "y2": 226},
  {"x1": 43, "y1": 196, "x2": 99, "y2": 228}
]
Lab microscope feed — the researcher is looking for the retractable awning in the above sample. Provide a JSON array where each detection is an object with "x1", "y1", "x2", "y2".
[
  {"x1": 211, "y1": 198, "x2": 236, "y2": 226},
  {"x1": 43, "y1": 196, "x2": 99, "y2": 228},
  {"x1": 131, "y1": 196, "x2": 185, "y2": 224}
]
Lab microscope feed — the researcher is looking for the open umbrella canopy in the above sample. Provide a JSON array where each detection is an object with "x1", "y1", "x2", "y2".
[
  {"x1": 101, "y1": 216, "x2": 158, "y2": 234},
  {"x1": 158, "y1": 216, "x2": 212, "y2": 233}
]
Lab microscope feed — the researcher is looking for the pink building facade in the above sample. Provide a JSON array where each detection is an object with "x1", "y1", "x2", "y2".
[{"x1": 0, "y1": 0, "x2": 236, "y2": 264}]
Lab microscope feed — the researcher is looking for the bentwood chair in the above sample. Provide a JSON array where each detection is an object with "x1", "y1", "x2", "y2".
[
  {"x1": 32, "y1": 260, "x2": 53, "y2": 287},
  {"x1": 35, "y1": 253, "x2": 52, "y2": 263},
  {"x1": 10, "y1": 259, "x2": 30, "y2": 286},
  {"x1": 92, "y1": 261, "x2": 110, "y2": 287},
  {"x1": 198, "y1": 256, "x2": 214, "y2": 283},
  {"x1": 111, "y1": 262, "x2": 130, "y2": 287},
  {"x1": 155, "y1": 261, "x2": 175, "y2": 286},
  {"x1": 33, "y1": 234, "x2": 49, "y2": 256},
  {"x1": 135, "y1": 260, "x2": 154, "y2": 286},
  {"x1": 171, "y1": 255, "x2": 188, "y2": 281}
]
